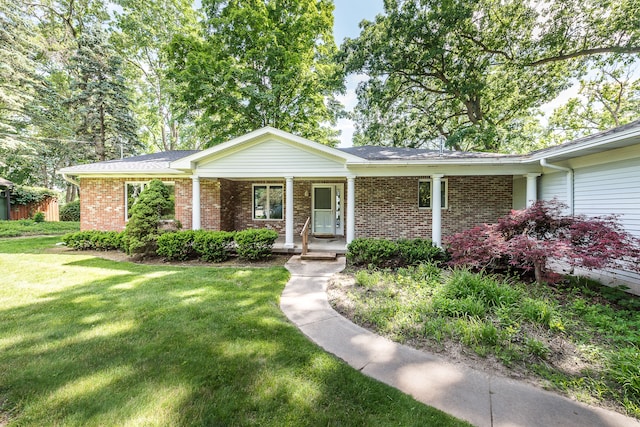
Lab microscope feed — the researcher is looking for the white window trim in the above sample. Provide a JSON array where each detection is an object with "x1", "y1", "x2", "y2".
[
  {"x1": 252, "y1": 183, "x2": 284, "y2": 221},
  {"x1": 418, "y1": 179, "x2": 448, "y2": 209},
  {"x1": 124, "y1": 181, "x2": 175, "y2": 221}
]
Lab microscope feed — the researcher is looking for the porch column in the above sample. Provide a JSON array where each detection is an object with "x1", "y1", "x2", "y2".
[
  {"x1": 346, "y1": 176, "x2": 355, "y2": 244},
  {"x1": 526, "y1": 173, "x2": 540, "y2": 207},
  {"x1": 284, "y1": 176, "x2": 294, "y2": 249},
  {"x1": 192, "y1": 176, "x2": 201, "y2": 230},
  {"x1": 431, "y1": 174, "x2": 444, "y2": 247}
]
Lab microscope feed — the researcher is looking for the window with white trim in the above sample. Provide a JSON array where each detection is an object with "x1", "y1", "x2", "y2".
[
  {"x1": 125, "y1": 181, "x2": 175, "y2": 220},
  {"x1": 253, "y1": 184, "x2": 283, "y2": 220},
  {"x1": 418, "y1": 179, "x2": 448, "y2": 209}
]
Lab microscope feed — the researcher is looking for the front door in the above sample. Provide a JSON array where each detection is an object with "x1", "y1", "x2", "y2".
[{"x1": 312, "y1": 184, "x2": 344, "y2": 236}]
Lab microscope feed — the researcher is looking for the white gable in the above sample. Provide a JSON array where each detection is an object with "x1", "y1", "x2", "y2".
[{"x1": 195, "y1": 138, "x2": 349, "y2": 178}]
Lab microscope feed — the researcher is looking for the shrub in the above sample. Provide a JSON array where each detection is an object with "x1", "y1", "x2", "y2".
[
  {"x1": 60, "y1": 200, "x2": 81, "y2": 222},
  {"x1": 234, "y1": 229, "x2": 278, "y2": 260},
  {"x1": 446, "y1": 199, "x2": 640, "y2": 283},
  {"x1": 397, "y1": 238, "x2": 448, "y2": 265},
  {"x1": 156, "y1": 231, "x2": 198, "y2": 261},
  {"x1": 123, "y1": 180, "x2": 173, "y2": 256},
  {"x1": 347, "y1": 238, "x2": 399, "y2": 267},
  {"x1": 33, "y1": 211, "x2": 45, "y2": 223},
  {"x1": 193, "y1": 230, "x2": 235, "y2": 262},
  {"x1": 63, "y1": 231, "x2": 125, "y2": 251},
  {"x1": 347, "y1": 237, "x2": 447, "y2": 268}
]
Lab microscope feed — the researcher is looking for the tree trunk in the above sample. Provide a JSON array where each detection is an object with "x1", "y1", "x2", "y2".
[{"x1": 534, "y1": 260, "x2": 544, "y2": 283}]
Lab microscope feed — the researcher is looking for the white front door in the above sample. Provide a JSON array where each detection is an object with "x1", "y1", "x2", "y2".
[
  {"x1": 313, "y1": 186, "x2": 334, "y2": 235},
  {"x1": 312, "y1": 184, "x2": 344, "y2": 236}
]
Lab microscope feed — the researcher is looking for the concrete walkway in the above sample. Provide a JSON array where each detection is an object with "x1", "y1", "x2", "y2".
[{"x1": 280, "y1": 256, "x2": 640, "y2": 427}]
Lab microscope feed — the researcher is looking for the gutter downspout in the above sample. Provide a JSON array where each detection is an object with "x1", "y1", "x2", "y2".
[
  {"x1": 61, "y1": 173, "x2": 80, "y2": 187},
  {"x1": 540, "y1": 158, "x2": 574, "y2": 215}
]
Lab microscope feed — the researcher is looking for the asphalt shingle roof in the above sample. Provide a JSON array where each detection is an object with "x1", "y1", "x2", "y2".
[
  {"x1": 60, "y1": 150, "x2": 199, "y2": 173},
  {"x1": 337, "y1": 146, "x2": 512, "y2": 160}
]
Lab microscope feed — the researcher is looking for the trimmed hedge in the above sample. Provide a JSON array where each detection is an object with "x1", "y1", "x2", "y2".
[
  {"x1": 193, "y1": 230, "x2": 235, "y2": 262},
  {"x1": 234, "y1": 229, "x2": 279, "y2": 260},
  {"x1": 347, "y1": 237, "x2": 447, "y2": 268},
  {"x1": 156, "y1": 230, "x2": 236, "y2": 262},
  {"x1": 156, "y1": 229, "x2": 276, "y2": 262},
  {"x1": 63, "y1": 231, "x2": 125, "y2": 251},
  {"x1": 156, "y1": 230, "x2": 198, "y2": 261}
]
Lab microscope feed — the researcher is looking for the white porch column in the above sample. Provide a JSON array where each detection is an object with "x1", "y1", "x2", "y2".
[
  {"x1": 346, "y1": 176, "x2": 355, "y2": 244},
  {"x1": 284, "y1": 176, "x2": 294, "y2": 249},
  {"x1": 192, "y1": 176, "x2": 201, "y2": 230},
  {"x1": 526, "y1": 173, "x2": 540, "y2": 207},
  {"x1": 431, "y1": 174, "x2": 444, "y2": 247}
]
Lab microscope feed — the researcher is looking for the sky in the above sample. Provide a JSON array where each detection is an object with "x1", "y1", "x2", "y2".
[{"x1": 332, "y1": 0, "x2": 385, "y2": 147}]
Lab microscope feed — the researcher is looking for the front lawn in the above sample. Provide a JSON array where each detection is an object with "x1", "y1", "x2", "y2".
[
  {"x1": 0, "y1": 237, "x2": 467, "y2": 426},
  {"x1": 0, "y1": 220, "x2": 80, "y2": 237},
  {"x1": 329, "y1": 265, "x2": 640, "y2": 418}
]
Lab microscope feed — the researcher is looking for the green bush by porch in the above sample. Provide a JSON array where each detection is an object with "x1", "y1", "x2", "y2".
[{"x1": 347, "y1": 237, "x2": 448, "y2": 268}]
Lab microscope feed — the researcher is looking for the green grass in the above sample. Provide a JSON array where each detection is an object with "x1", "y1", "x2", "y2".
[
  {"x1": 0, "y1": 237, "x2": 467, "y2": 426},
  {"x1": 337, "y1": 265, "x2": 640, "y2": 418},
  {"x1": 0, "y1": 220, "x2": 80, "y2": 237}
]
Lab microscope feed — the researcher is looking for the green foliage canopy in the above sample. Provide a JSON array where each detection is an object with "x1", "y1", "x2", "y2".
[
  {"x1": 167, "y1": 0, "x2": 345, "y2": 147},
  {"x1": 342, "y1": 0, "x2": 640, "y2": 152}
]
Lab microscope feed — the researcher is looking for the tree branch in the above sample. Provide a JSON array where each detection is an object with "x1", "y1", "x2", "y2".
[{"x1": 525, "y1": 46, "x2": 640, "y2": 67}]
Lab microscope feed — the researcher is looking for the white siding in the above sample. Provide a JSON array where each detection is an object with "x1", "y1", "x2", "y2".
[
  {"x1": 539, "y1": 171, "x2": 568, "y2": 204},
  {"x1": 573, "y1": 157, "x2": 640, "y2": 237},
  {"x1": 196, "y1": 139, "x2": 348, "y2": 177},
  {"x1": 572, "y1": 157, "x2": 640, "y2": 294}
]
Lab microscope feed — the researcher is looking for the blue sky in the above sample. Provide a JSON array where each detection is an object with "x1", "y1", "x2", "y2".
[
  {"x1": 333, "y1": 0, "x2": 383, "y2": 43},
  {"x1": 332, "y1": 0, "x2": 384, "y2": 146}
]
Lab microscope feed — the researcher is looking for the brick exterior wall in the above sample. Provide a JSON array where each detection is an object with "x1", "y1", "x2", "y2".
[
  {"x1": 80, "y1": 175, "x2": 511, "y2": 239},
  {"x1": 354, "y1": 176, "x2": 513, "y2": 239},
  {"x1": 80, "y1": 178, "x2": 127, "y2": 231},
  {"x1": 219, "y1": 179, "x2": 237, "y2": 231}
]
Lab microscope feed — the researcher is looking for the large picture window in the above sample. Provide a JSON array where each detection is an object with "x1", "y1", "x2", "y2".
[
  {"x1": 418, "y1": 179, "x2": 448, "y2": 209},
  {"x1": 253, "y1": 184, "x2": 283, "y2": 220},
  {"x1": 125, "y1": 181, "x2": 175, "y2": 220}
]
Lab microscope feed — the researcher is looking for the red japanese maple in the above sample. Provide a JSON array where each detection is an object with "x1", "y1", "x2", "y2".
[{"x1": 446, "y1": 200, "x2": 640, "y2": 283}]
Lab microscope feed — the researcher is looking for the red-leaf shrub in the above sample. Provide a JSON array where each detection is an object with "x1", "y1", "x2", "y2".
[{"x1": 446, "y1": 200, "x2": 640, "y2": 283}]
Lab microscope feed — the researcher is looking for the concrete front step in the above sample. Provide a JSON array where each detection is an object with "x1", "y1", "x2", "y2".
[{"x1": 300, "y1": 252, "x2": 337, "y2": 261}]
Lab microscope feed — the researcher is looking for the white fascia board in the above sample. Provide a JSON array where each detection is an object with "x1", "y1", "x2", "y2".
[
  {"x1": 170, "y1": 127, "x2": 362, "y2": 170},
  {"x1": 346, "y1": 163, "x2": 540, "y2": 177},
  {"x1": 196, "y1": 170, "x2": 351, "y2": 179},
  {"x1": 526, "y1": 127, "x2": 640, "y2": 162},
  {"x1": 63, "y1": 171, "x2": 189, "y2": 179}
]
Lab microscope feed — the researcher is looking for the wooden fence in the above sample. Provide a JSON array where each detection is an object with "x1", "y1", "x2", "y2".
[{"x1": 11, "y1": 197, "x2": 59, "y2": 221}]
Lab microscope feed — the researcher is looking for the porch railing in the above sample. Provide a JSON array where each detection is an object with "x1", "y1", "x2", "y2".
[{"x1": 300, "y1": 217, "x2": 310, "y2": 255}]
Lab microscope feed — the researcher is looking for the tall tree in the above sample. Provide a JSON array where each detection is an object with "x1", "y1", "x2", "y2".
[
  {"x1": 342, "y1": 0, "x2": 640, "y2": 152},
  {"x1": 111, "y1": 0, "x2": 200, "y2": 151},
  {"x1": 167, "y1": 0, "x2": 344, "y2": 147},
  {"x1": 545, "y1": 64, "x2": 640, "y2": 145},
  {"x1": 0, "y1": 0, "x2": 40, "y2": 149},
  {"x1": 68, "y1": 28, "x2": 140, "y2": 161}
]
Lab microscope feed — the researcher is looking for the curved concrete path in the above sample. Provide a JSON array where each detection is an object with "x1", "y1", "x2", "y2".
[{"x1": 280, "y1": 256, "x2": 640, "y2": 427}]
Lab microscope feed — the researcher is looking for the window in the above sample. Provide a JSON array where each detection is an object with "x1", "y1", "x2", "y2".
[
  {"x1": 418, "y1": 179, "x2": 447, "y2": 209},
  {"x1": 125, "y1": 181, "x2": 175, "y2": 220},
  {"x1": 253, "y1": 184, "x2": 283, "y2": 220}
]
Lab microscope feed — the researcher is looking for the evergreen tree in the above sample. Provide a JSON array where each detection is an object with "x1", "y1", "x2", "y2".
[{"x1": 68, "y1": 28, "x2": 141, "y2": 161}]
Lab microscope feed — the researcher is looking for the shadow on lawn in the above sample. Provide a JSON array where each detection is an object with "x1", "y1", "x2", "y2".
[{"x1": 0, "y1": 241, "x2": 461, "y2": 426}]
